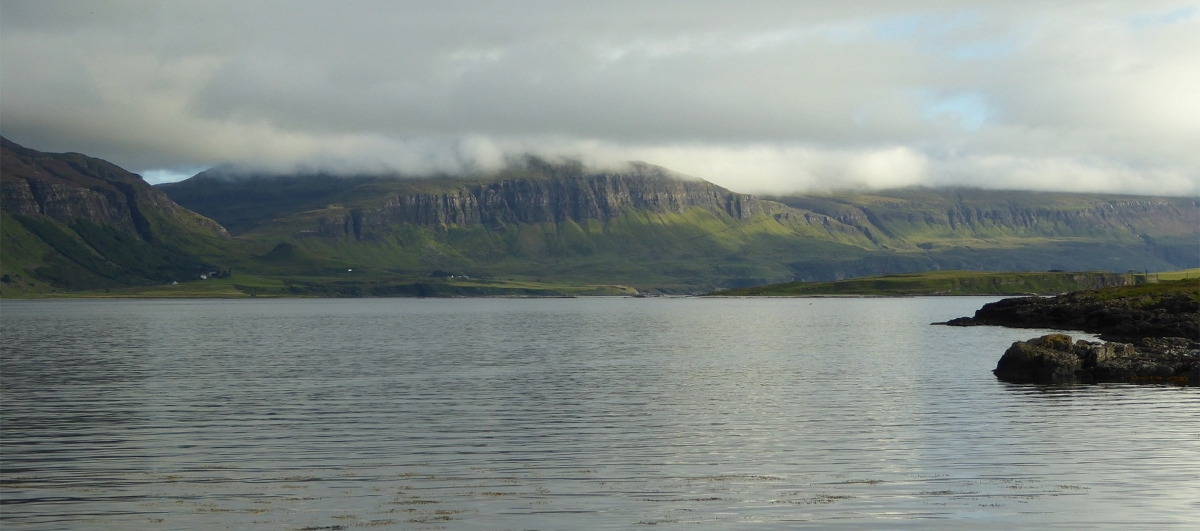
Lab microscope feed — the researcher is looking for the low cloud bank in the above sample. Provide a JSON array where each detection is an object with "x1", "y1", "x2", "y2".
[
  {"x1": 2, "y1": 1, "x2": 1196, "y2": 195},
  {"x1": 136, "y1": 135, "x2": 1198, "y2": 197}
]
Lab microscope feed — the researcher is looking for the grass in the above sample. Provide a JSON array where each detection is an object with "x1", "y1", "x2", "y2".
[
  {"x1": 22, "y1": 272, "x2": 640, "y2": 299},
  {"x1": 711, "y1": 270, "x2": 1182, "y2": 297},
  {"x1": 1087, "y1": 278, "x2": 1200, "y2": 304},
  {"x1": 1154, "y1": 268, "x2": 1200, "y2": 281}
]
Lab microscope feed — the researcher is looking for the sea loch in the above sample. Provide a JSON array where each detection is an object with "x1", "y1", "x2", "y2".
[{"x1": 2, "y1": 297, "x2": 1198, "y2": 530}]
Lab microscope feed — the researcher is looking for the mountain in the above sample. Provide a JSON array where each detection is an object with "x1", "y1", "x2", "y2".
[
  {"x1": 771, "y1": 189, "x2": 1196, "y2": 259},
  {"x1": 159, "y1": 160, "x2": 878, "y2": 291},
  {"x1": 4, "y1": 138, "x2": 1195, "y2": 297},
  {"x1": 764, "y1": 188, "x2": 1199, "y2": 279},
  {"x1": 157, "y1": 160, "x2": 1198, "y2": 292},
  {"x1": 1, "y1": 138, "x2": 231, "y2": 294}
]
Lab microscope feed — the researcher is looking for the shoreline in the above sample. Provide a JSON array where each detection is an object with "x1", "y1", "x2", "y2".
[{"x1": 938, "y1": 280, "x2": 1199, "y2": 385}]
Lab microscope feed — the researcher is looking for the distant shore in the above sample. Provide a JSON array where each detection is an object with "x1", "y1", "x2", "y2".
[{"x1": 711, "y1": 269, "x2": 1198, "y2": 297}]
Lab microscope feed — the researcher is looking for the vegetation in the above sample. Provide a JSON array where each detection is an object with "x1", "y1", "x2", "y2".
[
  {"x1": 710, "y1": 270, "x2": 1197, "y2": 297},
  {"x1": 1085, "y1": 277, "x2": 1200, "y2": 304},
  {"x1": 13, "y1": 271, "x2": 636, "y2": 299},
  {"x1": 4, "y1": 138, "x2": 1197, "y2": 298}
]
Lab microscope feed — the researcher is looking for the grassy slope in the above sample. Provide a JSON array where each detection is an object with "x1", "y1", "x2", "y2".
[
  {"x1": 712, "y1": 270, "x2": 1199, "y2": 297},
  {"x1": 230, "y1": 184, "x2": 1194, "y2": 288},
  {"x1": 1, "y1": 139, "x2": 244, "y2": 297},
  {"x1": 1, "y1": 212, "x2": 58, "y2": 295},
  {"x1": 247, "y1": 206, "x2": 876, "y2": 292},
  {"x1": 12, "y1": 152, "x2": 1196, "y2": 298},
  {"x1": 769, "y1": 188, "x2": 1197, "y2": 260}
]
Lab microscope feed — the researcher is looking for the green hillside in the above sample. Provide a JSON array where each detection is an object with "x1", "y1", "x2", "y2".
[
  {"x1": 5, "y1": 138, "x2": 1197, "y2": 297},
  {"x1": 0, "y1": 138, "x2": 237, "y2": 296},
  {"x1": 156, "y1": 164, "x2": 1197, "y2": 293},
  {"x1": 768, "y1": 188, "x2": 1196, "y2": 267}
]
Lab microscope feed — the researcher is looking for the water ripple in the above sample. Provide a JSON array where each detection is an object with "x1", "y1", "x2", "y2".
[{"x1": 2, "y1": 297, "x2": 1198, "y2": 530}]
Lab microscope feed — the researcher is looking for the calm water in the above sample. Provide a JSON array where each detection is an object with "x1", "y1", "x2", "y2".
[{"x1": 1, "y1": 297, "x2": 1197, "y2": 530}]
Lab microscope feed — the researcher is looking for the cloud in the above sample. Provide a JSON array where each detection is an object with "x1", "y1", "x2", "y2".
[{"x1": 1, "y1": 0, "x2": 1197, "y2": 195}]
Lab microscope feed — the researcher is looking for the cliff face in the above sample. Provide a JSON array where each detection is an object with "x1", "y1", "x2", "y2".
[
  {"x1": 1, "y1": 138, "x2": 231, "y2": 293},
  {"x1": 776, "y1": 191, "x2": 1199, "y2": 242},
  {"x1": 301, "y1": 170, "x2": 774, "y2": 240},
  {"x1": 1, "y1": 137, "x2": 228, "y2": 241}
]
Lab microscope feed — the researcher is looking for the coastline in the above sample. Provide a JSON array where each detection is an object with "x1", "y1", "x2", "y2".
[{"x1": 938, "y1": 279, "x2": 1199, "y2": 385}]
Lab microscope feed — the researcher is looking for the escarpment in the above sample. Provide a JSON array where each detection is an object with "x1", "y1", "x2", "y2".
[
  {"x1": 1, "y1": 137, "x2": 229, "y2": 240},
  {"x1": 297, "y1": 172, "x2": 781, "y2": 240},
  {"x1": 773, "y1": 190, "x2": 1199, "y2": 249},
  {"x1": 1, "y1": 138, "x2": 231, "y2": 293}
]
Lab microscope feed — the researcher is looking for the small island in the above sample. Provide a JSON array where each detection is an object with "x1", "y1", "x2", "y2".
[{"x1": 938, "y1": 279, "x2": 1199, "y2": 385}]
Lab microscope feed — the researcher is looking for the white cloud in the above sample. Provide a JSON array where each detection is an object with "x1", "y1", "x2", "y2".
[{"x1": 1, "y1": 0, "x2": 1196, "y2": 195}]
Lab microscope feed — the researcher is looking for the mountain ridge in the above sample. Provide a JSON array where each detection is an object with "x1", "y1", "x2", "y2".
[
  {"x1": 1, "y1": 137, "x2": 232, "y2": 294},
  {"x1": 4, "y1": 138, "x2": 1197, "y2": 296}
]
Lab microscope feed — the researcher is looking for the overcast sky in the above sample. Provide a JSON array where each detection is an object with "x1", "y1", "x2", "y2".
[{"x1": 2, "y1": 1, "x2": 1198, "y2": 194}]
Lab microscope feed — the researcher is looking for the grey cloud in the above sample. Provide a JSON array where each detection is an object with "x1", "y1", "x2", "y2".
[{"x1": 1, "y1": 0, "x2": 1196, "y2": 195}]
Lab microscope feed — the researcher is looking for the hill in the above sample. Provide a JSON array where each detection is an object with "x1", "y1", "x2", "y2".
[
  {"x1": 4, "y1": 138, "x2": 1197, "y2": 296},
  {"x1": 158, "y1": 160, "x2": 883, "y2": 291},
  {"x1": 0, "y1": 138, "x2": 233, "y2": 295},
  {"x1": 767, "y1": 188, "x2": 1198, "y2": 277},
  {"x1": 158, "y1": 163, "x2": 1197, "y2": 292}
]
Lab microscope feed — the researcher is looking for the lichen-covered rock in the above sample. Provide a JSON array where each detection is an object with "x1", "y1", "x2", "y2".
[{"x1": 994, "y1": 334, "x2": 1199, "y2": 385}]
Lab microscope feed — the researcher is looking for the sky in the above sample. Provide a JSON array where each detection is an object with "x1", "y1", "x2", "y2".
[{"x1": 1, "y1": 1, "x2": 1198, "y2": 195}]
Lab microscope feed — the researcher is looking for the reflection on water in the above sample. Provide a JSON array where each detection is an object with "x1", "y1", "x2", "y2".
[{"x1": 2, "y1": 297, "x2": 1198, "y2": 530}]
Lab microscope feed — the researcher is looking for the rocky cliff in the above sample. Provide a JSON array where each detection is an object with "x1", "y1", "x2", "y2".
[
  {"x1": 1, "y1": 138, "x2": 231, "y2": 293},
  {"x1": 154, "y1": 161, "x2": 1198, "y2": 287},
  {"x1": 162, "y1": 163, "x2": 872, "y2": 252},
  {"x1": 302, "y1": 169, "x2": 779, "y2": 240},
  {"x1": 774, "y1": 189, "x2": 1199, "y2": 265},
  {"x1": 1, "y1": 137, "x2": 228, "y2": 241}
]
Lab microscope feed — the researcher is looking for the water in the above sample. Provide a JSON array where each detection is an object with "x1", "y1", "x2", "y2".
[{"x1": 1, "y1": 297, "x2": 1197, "y2": 530}]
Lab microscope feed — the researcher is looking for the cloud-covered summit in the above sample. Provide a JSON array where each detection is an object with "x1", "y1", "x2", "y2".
[{"x1": 1, "y1": 1, "x2": 1197, "y2": 194}]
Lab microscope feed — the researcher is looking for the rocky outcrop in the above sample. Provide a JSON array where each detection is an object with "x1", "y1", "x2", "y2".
[
  {"x1": 994, "y1": 334, "x2": 1199, "y2": 385},
  {"x1": 2, "y1": 155, "x2": 140, "y2": 233},
  {"x1": 940, "y1": 282, "x2": 1199, "y2": 342},
  {"x1": 941, "y1": 280, "x2": 1199, "y2": 385}
]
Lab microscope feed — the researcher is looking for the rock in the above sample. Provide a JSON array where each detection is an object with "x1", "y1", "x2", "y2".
[
  {"x1": 994, "y1": 334, "x2": 1084, "y2": 384},
  {"x1": 0, "y1": 136, "x2": 229, "y2": 240},
  {"x1": 299, "y1": 169, "x2": 784, "y2": 240},
  {"x1": 939, "y1": 283, "x2": 1199, "y2": 342},
  {"x1": 993, "y1": 334, "x2": 1200, "y2": 385}
]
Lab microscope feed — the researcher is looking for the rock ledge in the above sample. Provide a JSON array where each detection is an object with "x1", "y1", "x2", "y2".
[{"x1": 994, "y1": 334, "x2": 1199, "y2": 385}]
